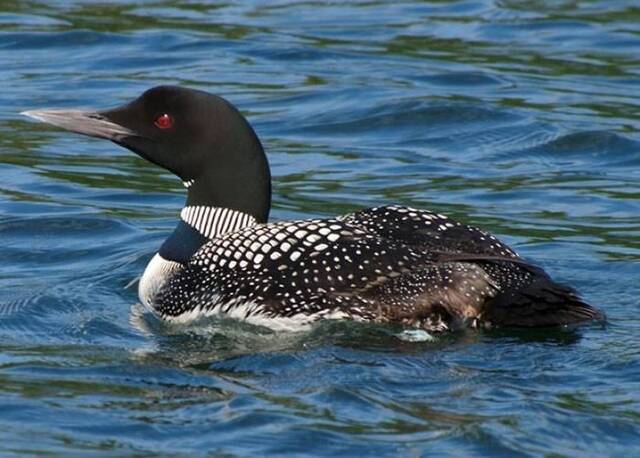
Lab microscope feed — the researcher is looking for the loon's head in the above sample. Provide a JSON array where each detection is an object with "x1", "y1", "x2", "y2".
[{"x1": 22, "y1": 86, "x2": 271, "y2": 222}]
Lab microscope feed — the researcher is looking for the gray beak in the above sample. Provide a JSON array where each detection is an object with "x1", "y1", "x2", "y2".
[{"x1": 21, "y1": 109, "x2": 136, "y2": 141}]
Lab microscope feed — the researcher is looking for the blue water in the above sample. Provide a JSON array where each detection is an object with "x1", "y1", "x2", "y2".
[{"x1": 1, "y1": 1, "x2": 640, "y2": 455}]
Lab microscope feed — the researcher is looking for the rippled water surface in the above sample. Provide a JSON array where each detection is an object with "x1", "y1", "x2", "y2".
[{"x1": 1, "y1": 1, "x2": 639, "y2": 455}]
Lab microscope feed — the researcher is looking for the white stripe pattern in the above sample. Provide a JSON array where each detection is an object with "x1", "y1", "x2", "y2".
[{"x1": 180, "y1": 206, "x2": 257, "y2": 239}]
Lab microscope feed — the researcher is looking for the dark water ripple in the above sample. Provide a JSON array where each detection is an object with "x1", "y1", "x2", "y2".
[{"x1": 1, "y1": 0, "x2": 639, "y2": 456}]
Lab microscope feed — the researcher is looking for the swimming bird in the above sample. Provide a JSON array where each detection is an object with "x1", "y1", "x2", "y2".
[{"x1": 22, "y1": 86, "x2": 603, "y2": 331}]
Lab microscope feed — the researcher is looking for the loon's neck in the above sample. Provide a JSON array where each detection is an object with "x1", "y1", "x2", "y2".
[
  {"x1": 157, "y1": 134, "x2": 270, "y2": 264},
  {"x1": 180, "y1": 109, "x2": 272, "y2": 225},
  {"x1": 159, "y1": 205, "x2": 257, "y2": 264}
]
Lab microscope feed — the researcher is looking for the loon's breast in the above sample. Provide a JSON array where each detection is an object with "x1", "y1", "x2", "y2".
[
  {"x1": 138, "y1": 206, "x2": 258, "y2": 314},
  {"x1": 139, "y1": 253, "x2": 183, "y2": 309}
]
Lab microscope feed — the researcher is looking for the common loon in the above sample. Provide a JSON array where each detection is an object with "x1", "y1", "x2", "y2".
[{"x1": 23, "y1": 86, "x2": 603, "y2": 331}]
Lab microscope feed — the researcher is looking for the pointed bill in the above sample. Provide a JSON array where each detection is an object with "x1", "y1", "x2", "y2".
[{"x1": 21, "y1": 109, "x2": 136, "y2": 141}]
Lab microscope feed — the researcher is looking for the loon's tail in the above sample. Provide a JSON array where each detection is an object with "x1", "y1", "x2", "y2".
[{"x1": 483, "y1": 265, "x2": 604, "y2": 327}]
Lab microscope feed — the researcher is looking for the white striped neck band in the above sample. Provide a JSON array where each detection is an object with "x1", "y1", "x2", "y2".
[{"x1": 180, "y1": 206, "x2": 257, "y2": 239}]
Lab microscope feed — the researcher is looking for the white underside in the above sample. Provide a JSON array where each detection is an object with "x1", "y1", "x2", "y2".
[{"x1": 161, "y1": 300, "x2": 353, "y2": 332}]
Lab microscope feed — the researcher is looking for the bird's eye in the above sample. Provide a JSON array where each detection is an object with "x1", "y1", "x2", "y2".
[{"x1": 154, "y1": 113, "x2": 173, "y2": 129}]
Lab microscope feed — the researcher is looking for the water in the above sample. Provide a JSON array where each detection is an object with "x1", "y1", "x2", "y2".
[{"x1": 1, "y1": 0, "x2": 639, "y2": 455}]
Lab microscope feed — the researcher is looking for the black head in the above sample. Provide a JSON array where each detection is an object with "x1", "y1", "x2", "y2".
[{"x1": 23, "y1": 86, "x2": 271, "y2": 222}]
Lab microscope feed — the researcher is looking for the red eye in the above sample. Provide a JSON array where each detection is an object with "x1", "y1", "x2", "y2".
[{"x1": 154, "y1": 113, "x2": 173, "y2": 129}]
